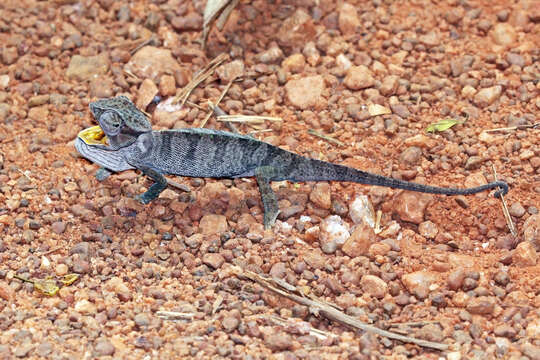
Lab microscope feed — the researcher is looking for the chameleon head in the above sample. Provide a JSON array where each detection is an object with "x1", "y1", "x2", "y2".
[{"x1": 89, "y1": 96, "x2": 152, "y2": 134}]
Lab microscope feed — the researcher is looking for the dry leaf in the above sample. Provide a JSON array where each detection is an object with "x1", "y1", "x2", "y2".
[{"x1": 368, "y1": 104, "x2": 391, "y2": 116}]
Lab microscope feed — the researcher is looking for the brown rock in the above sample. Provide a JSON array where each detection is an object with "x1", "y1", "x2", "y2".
[
  {"x1": 418, "y1": 221, "x2": 438, "y2": 239},
  {"x1": 309, "y1": 182, "x2": 331, "y2": 209},
  {"x1": 66, "y1": 53, "x2": 110, "y2": 81},
  {"x1": 199, "y1": 214, "x2": 228, "y2": 235},
  {"x1": 419, "y1": 31, "x2": 440, "y2": 46},
  {"x1": 523, "y1": 214, "x2": 540, "y2": 250},
  {"x1": 343, "y1": 65, "x2": 375, "y2": 90},
  {"x1": 494, "y1": 324, "x2": 517, "y2": 339},
  {"x1": 342, "y1": 223, "x2": 375, "y2": 257},
  {"x1": 402, "y1": 271, "x2": 438, "y2": 299},
  {"x1": 89, "y1": 76, "x2": 114, "y2": 98},
  {"x1": 0, "y1": 281, "x2": 14, "y2": 301},
  {"x1": 473, "y1": 86, "x2": 502, "y2": 107},
  {"x1": 264, "y1": 332, "x2": 293, "y2": 352},
  {"x1": 216, "y1": 60, "x2": 245, "y2": 83},
  {"x1": 399, "y1": 146, "x2": 422, "y2": 165},
  {"x1": 276, "y1": 9, "x2": 316, "y2": 49},
  {"x1": 447, "y1": 269, "x2": 466, "y2": 291},
  {"x1": 360, "y1": 275, "x2": 388, "y2": 299},
  {"x1": 491, "y1": 23, "x2": 517, "y2": 46},
  {"x1": 222, "y1": 316, "x2": 240, "y2": 333},
  {"x1": 94, "y1": 338, "x2": 115, "y2": 356},
  {"x1": 512, "y1": 241, "x2": 537, "y2": 266},
  {"x1": 51, "y1": 221, "x2": 66, "y2": 234},
  {"x1": 338, "y1": 3, "x2": 360, "y2": 35},
  {"x1": 466, "y1": 296, "x2": 495, "y2": 315},
  {"x1": 380, "y1": 75, "x2": 399, "y2": 96},
  {"x1": 394, "y1": 193, "x2": 433, "y2": 224},
  {"x1": 281, "y1": 54, "x2": 306, "y2": 74},
  {"x1": 285, "y1": 75, "x2": 325, "y2": 110},
  {"x1": 159, "y1": 74, "x2": 176, "y2": 97},
  {"x1": 202, "y1": 253, "x2": 225, "y2": 269},
  {"x1": 136, "y1": 79, "x2": 158, "y2": 110},
  {"x1": 125, "y1": 46, "x2": 180, "y2": 82}
]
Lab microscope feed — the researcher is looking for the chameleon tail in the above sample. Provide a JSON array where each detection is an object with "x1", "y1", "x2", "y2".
[{"x1": 286, "y1": 157, "x2": 509, "y2": 198}]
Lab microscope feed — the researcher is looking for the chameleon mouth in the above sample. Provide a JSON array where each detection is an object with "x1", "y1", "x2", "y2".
[{"x1": 77, "y1": 125, "x2": 109, "y2": 146}]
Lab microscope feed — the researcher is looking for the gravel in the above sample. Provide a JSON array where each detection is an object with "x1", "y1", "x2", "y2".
[{"x1": 0, "y1": 0, "x2": 537, "y2": 358}]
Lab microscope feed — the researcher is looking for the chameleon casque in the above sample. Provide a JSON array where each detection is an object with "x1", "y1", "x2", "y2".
[{"x1": 76, "y1": 96, "x2": 509, "y2": 228}]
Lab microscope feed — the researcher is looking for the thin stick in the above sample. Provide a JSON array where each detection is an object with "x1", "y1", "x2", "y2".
[
  {"x1": 268, "y1": 315, "x2": 336, "y2": 340},
  {"x1": 37, "y1": 246, "x2": 64, "y2": 256},
  {"x1": 130, "y1": 36, "x2": 154, "y2": 55},
  {"x1": 307, "y1": 129, "x2": 345, "y2": 147},
  {"x1": 155, "y1": 311, "x2": 194, "y2": 321},
  {"x1": 166, "y1": 178, "x2": 190, "y2": 192},
  {"x1": 186, "y1": 100, "x2": 206, "y2": 111},
  {"x1": 491, "y1": 164, "x2": 516, "y2": 236},
  {"x1": 123, "y1": 69, "x2": 140, "y2": 80},
  {"x1": 217, "y1": 115, "x2": 283, "y2": 123},
  {"x1": 483, "y1": 123, "x2": 539, "y2": 133},
  {"x1": 235, "y1": 268, "x2": 449, "y2": 351},
  {"x1": 248, "y1": 129, "x2": 273, "y2": 135},
  {"x1": 173, "y1": 53, "x2": 229, "y2": 107},
  {"x1": 199, "y1": 77, "x2": 236, "y2": 128},
  {"x1": 374, "y1": 210, "x2": 382, "y2": 234}
]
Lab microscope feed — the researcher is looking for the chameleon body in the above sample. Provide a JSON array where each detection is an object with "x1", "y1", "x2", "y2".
[{"x1": 76, "y1": 123, "x2": 508, "y2": 228}]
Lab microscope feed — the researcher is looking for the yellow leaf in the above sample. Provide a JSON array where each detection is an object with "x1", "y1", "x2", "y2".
[
  {"x1": 61, "y1": 274, "x2": 79, "y2": 286},
  {"x1": 368, "y1": 104, "x2": 391, "y2": 116},
  {"x1": 34, "y1": 279, "x2": 59, "y2": 296},
  {"x1": 426, "y1": 119, "x2": 461, "y2": 133}
]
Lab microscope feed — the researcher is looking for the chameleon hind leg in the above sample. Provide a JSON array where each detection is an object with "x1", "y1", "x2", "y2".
[
  {"x1": 255, "y1": 166, "x2": 281, "y2": 229},
  {"x1": 135, "y1": 166, "x2": 168, "y2": 204}
]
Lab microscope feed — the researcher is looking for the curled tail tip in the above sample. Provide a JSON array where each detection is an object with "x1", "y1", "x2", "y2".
[{"x1": 493, "y1": 181, "x2": 509, "y2": 198}]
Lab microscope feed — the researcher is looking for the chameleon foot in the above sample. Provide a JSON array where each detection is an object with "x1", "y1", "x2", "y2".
[
  {"x1": 255, "y1": 166, "x2": 281, "y2": 229},
  {"x1": 95, "y1": 167, "x2": 112, "y2": 181}
]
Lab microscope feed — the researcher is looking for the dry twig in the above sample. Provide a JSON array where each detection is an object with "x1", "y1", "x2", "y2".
[
  {"x1": 235, "y1": 268, "x2": 449, "y2": 351},
  {"x1": 165, "y1": 178, "x2": 191, "y2": 192},
  {"x1": 491, "y1": 164, "x2": 516, "y2": 236},
  {"x1": 173, "y1": 53, "x2": 229, "y2": 107},
  {"x1": 307, "y1": 129, "x2": 345, "y2": 147},
  {"x1": 156, "y1": 311, "x2": 194, "y2": 321},
  {"x1": 199, "y1": 76, "x2": 237, "y2": 128},
  {"x1": 217, "y1": 115, "x2": 282, "y2": 124},
  {"x1": 483, "y1": 122, "x2": 539, "y2": 133}
]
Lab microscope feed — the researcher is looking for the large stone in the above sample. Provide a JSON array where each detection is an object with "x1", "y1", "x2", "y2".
[
  {"x1": 474, "y1": 86, "x2": 502, "y2": 108},
  {"x1": 491, "y1": 23, "x2": 517, "y2": 46},
  {"x1": 342, "y1": 223, "x2": 375, "y2": 257},
  {"x1": 523, "y1": 214, "x2": 540, "y2": 250},
  {"x1": 125, "y1": 46, "x2": 181, "y2": 82},
  {"x1": 360, "y1": 274, "x2": 387, "y2": 299},
  {"x1": 343, "y1": 66, "x2": 374, "y2": 90},
  {"x1": 285, "y1": 75, "x2": 325, "y2": 110},
  {"x1": 513, "y1": 241, "x2": 538, "y2": 266},
  {"x1": 339, "y1": 3, "x2": 360, "y2": 35},
  {"x1": 402, "y1": 271, "x2": 438, "y2": 299},
  {"x1": 199, "y1": 214, "x2": 228, "y2": 235},
  {"x1": 66, "y1": 53, "x2": 110, "y2": 81},
  {"x1": 394, "y1": 193, "x2": 433, "y2": 224}
]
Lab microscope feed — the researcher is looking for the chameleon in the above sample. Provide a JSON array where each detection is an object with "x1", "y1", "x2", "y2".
[{"x1": 76, "y1": 99, "x2": 509, "y2": 228}]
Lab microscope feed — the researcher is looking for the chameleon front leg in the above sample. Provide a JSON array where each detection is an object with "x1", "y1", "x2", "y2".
[
  {"x1": 255, "y1": 166, "x2": 281, "y2": 229},
  {"x1": 135, "y1": 166, "x2": 168, "y2": 204}
]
